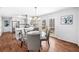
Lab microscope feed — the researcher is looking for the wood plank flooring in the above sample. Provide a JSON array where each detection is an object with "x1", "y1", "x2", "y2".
[
  {"x1": 0, "y1": 32, "x2": 79, "y2": 52},
  {"x1": 0, "y1": 32, "x2": 27, "y2": 52},
  {"x1": 48, "y1": 37, "x2": 79, "y2": 52}
]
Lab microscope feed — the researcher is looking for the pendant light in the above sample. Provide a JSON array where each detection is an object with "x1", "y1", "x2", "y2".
[{"x1": 32, "y1": 7, "x2": 39, "y2": 20}]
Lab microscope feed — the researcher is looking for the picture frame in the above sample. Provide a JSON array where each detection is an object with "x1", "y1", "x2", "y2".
[
  {"x1": 61, "y1": 15, "x2": 73, "y2": 25},
  {"x1": 4, "y1": 20, "x2": 10, "y2": 27}
]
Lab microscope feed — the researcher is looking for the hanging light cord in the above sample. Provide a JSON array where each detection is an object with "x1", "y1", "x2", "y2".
[{"x1": 34, "y1": 7, "x2": 37, "y2": 17}]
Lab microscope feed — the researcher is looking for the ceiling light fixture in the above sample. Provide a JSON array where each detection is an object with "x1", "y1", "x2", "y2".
[{"x1": 32, "y1": 7, "x2": 39, "y2": 20}]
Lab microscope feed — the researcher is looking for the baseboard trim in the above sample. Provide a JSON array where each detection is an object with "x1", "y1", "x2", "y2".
[
  {"x1": 77, "y1": 43, "x2": 79, "y2": 46},
  {"x1": 50, "y1": 36, "x2": 78, "y2": 46}
]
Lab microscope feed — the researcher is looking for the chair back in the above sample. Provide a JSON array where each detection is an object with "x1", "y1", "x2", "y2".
[
  {"x1": 15, "y1": 30, "x2": 23, "y2": 41},
  {"x1": 46, "y1": 29, "x2": 50, "y2": 47},
  {"x1": 26, "y1": 31, "x2": 40, "y2": 51}
]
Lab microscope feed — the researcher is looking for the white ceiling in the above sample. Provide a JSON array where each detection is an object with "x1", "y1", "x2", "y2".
[{"x1": 0, "y1": 7, "x2": 67, "y2": 16}]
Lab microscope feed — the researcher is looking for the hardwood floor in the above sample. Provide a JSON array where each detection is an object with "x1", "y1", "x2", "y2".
[
  {"x1": 48, "y1": 37, "x2": 79, "y2": 52},
  {"x1": 0, "y1": 32, "x2": 27, "y2": 52},
  {"x1": 0, "y1": 32, "x2": 79, "y2": 52}
]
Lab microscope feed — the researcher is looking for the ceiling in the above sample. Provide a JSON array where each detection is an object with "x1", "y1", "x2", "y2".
[{"x1": 0, "y1": 7, "x2": 67, "y2": 16}]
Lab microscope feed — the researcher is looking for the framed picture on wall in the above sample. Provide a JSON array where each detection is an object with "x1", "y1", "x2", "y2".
[
  {"x1": 4, "y1": 20, "x2": 10, "y2": 27},
  {"x1": 61, "y1": 15, "x2": 73, "y2": 25}
]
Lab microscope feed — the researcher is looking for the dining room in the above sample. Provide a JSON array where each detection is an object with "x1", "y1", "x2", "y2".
[
  {"x1": 0, "y1": 7, "x2": 52, "y2": 52},
  {"x1": 0, "y1": 7, "x2": 79, "y2": 52}
]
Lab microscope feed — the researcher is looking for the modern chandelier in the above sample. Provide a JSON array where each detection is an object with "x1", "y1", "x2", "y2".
[{"x1": 32, "y1": 7, "x2": 39, "y2": 20}]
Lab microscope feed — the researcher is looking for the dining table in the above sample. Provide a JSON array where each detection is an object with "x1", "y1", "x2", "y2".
[
  {"x1": 15, "y1": 27, "x2": 46, "y2": 40},
  {"x1": 15, "y1": 27, "x2": 47, "y2": 48}
]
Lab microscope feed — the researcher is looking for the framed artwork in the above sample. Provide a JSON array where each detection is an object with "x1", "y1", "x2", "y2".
[
  {"x1": 4, "y1": 20, "x2": 10, "y2": 27},
  {"x1": 61, "y1": 15, "x2": 73, "y2": 25},
  {"x1": 2, "y1": 16, "x2": 12, "y2": 27}
]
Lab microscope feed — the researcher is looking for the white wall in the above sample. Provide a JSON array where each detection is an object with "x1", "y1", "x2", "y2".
[
  {"x1": 77, "y1": 8, "x2": 79, "y2": 45},
  {"x1": 40, "y1": 7, "x2": 78, "y2": 44},
  {"x1": 0, "y1": 17, "x2": 2, "y2": 36}
]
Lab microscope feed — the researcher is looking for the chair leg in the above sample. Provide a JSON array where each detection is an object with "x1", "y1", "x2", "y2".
[
  {"x1": 20, "y1": 41, "x2": 23, "y2": 48},
  {"x1": 25, "y1": 50, "x2": 29, "y2": 52},
  {"x1": 47, "y1": 40, "x2": 50, "y2": 51},
  {"x1": 38, "y1": 49, "x2": 40, "y2": 52}
]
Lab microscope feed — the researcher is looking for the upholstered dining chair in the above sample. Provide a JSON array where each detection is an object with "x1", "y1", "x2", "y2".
[{"x1": 25, "y1": 31, "x2": 40, "y2": 52}]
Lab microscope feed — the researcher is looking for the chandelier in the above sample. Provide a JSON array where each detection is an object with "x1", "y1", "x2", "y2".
[{"x1": 32, "y1": 7, "x2": 39, "y2": 20}]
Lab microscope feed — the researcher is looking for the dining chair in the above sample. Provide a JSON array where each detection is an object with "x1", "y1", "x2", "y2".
[
  {"x1": 40, "y1": 29, "x2": 50, "y2": 51},
  {"x1": 16, "y1": 30, "x2": 24, "y2": 47},
  {"x1": 25, "y1": 31, "x2": 40, "y2": 52},
  {"x1": 46, "y1": 29, "x2": 50, "y2": 47}
]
